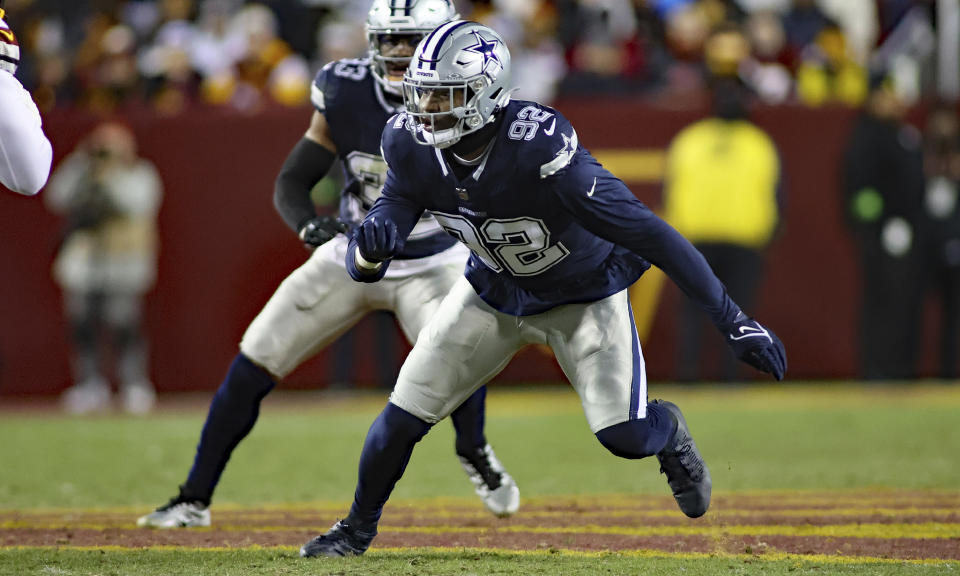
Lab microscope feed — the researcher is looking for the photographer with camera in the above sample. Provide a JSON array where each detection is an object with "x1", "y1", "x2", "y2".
[{"x1": 45, "y1": 122, "x2": 163, "y2": 414}]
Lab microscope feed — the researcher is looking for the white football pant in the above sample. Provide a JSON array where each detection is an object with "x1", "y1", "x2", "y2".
[
  {"x1": 240, "y1": 235, "x2": 468, "y2": 379},
  {"x1": 390, "y1": 277, "x2": 648, "y2": 432}
]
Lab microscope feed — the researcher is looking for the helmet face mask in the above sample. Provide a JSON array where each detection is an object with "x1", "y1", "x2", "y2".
[
  {"x1": 403, "y1": 80, "x2": 488, "y2": 147},
  {"x1": 402, "y1": 22, "x2": 512, "y2": 149},
  {"x1": 366, "y1": 0, "x2": 459, "y2": 95},
  {"x1": 370, "y1": 33, "x2": 426, "y2": 91}
]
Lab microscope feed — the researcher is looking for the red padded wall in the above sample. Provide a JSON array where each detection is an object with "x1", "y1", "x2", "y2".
[{"x1": 0, "y1": 101, "x2": 935, "y2": 397}]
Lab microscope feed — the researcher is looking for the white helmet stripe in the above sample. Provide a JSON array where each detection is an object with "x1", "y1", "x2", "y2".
[{"x1": 419, "y1": 20, "x2": 468, "y2": 70}]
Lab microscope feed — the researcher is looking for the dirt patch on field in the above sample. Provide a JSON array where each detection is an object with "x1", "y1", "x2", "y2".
[{"x1": 2, "y1": 491, "x2": 958, "y2": 562}]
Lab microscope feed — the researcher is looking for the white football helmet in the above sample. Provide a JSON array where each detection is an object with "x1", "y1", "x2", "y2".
[
  {"x1": 366, "y1": 0, "x2": 459, "y2": 95},
  {"x1": 402, "y1": 21, "x2": 512, "y2": 149}
]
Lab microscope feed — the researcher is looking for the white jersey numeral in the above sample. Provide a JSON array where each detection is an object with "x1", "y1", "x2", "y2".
[
  {"x1": 508, "y1": 106, "x2": 555, "y2": 142},
  {"x1": 433, "y1": 213, "x2": 568, "y2": 276},
  {"x1": 345, "y1": 152, "x2": 440, "y2": 239},
  {"x1": 434, "y1": 213, "x2": 503, "y2": 272},
  {"x1": 344, "y1": 151, "x2": 388, "y2": 208},
  {"x1": 333, "y1": 60, "x2": 367, "y2": 81}
]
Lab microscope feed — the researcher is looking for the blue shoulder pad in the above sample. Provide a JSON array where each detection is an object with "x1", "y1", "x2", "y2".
[
  {"x1": 502, "y1": 101, "x2": 579, "y2": 179},
  {"x1": 311, "y1": 58, "x2": 371, "y2": 113}
]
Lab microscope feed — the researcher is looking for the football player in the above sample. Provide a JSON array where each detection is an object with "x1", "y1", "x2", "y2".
[
  {"x1": 300, "y1": 21, "x2": 787, "y2": 557},
  {"x1": 137, "y1": 1, "x2": 519, "y2": 529},
  {"x1": 0, "y1": 4, "x2": 52, "y2": 196}
]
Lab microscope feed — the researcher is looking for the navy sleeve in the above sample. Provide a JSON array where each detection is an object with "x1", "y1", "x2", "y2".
[
  {"x1": 367, "y1": 169, "x2": 425, "y2": 243},
  {"x1": 550, "y1": 149, "x2": 742, "y2": 329},
  {"x1": 374, "y1": 113, "x2": 427, "y2": 241},
  {"x1": 344, "y1": 115, "x2": 429, "y2": 283}
]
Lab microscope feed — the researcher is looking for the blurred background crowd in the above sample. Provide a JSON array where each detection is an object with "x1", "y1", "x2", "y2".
[{"x1": 3, "y1": 0, "x2": 955, "y2": 114}]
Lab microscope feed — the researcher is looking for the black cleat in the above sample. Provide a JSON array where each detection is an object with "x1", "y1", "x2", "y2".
[
  {"x1": 300, "y1": 519, "x2": 377, "y2": 557},
  {"x1": 654, "y1": 399, "x2": 712, "y2": 518}
]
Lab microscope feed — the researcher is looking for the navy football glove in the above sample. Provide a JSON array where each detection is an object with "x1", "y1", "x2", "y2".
[
  {"x1": 723, "y1": 314, "x2": 787, "y2": 380},
  {"x1": 298, "y1": 216, "x2": 348, "y2": 247},
  {"x1": 355, "y1": 216, "x2": 402, "y2": 263}
]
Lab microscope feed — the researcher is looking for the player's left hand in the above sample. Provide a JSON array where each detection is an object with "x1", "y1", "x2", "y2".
[
  {"x1": 355, "y1": 216, "x2": 402, "y2": 262},
  {"x1": 723, "y1": 314, "x2": 787, "y2": 380},
  {"x1": 299, "y1": 216, "x2": 348, "y2": 248}
]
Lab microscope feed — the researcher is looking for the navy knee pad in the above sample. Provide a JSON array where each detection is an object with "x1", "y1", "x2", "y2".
[
  {"x1": 595, "y1": 401, "x2": 675, "y2": 460},
  {"x1": 366, "y1": 402, "x2": 433, "y2": 453}
]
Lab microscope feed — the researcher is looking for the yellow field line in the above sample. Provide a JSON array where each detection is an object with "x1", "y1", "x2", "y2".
[
  {"x1": 5, "y1": 491, "x2": 957, "y2": 516},
  {"x1": 4, "y1": 521, "x2": 957, "y2": 540},
  {"x1": 388, "y1": 507, "x2": 960, "y2": 520},
  {"x1": 0, "y1": 545, "x2": 956, "y2": 567},
  {"x1": 7, "y1": 506, "x2": 956, "y2": 524},
  {"x1": 381, "y1": 522, "x2": 960, "y2": 539}
]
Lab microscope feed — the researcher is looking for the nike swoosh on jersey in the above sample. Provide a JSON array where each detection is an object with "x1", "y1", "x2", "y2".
[
  {"x1": 544, "y1": 118, "x2": 556, "y2": 136},
  {"x1": 586, "y1": 177, "x2": 597, "y2": 197}
]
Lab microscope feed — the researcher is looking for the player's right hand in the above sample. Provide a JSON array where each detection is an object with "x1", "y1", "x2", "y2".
[
  {"x1": 355, "y1": 216, "x2": 401, "y2": 262},
  {"x1": 299, "y1": 216, "x2": 348, "y2": 247},
  {"x1": 723, "y1": 314, "x2": 787, "y2": 380}
]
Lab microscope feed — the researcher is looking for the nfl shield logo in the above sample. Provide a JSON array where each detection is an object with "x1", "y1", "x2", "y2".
[{"x1": 456, "y1": 187, "x2": 469, "y2": 201}]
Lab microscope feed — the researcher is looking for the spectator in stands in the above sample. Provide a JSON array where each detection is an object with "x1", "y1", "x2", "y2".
[
  {"x1": 740, "y1": 10, "x2": 793, "y2": 104},
  {"x1": 921, "y1": 103, "x2": 960, "y2": 379},
  {"x1": 45, "y1": 122, "x2": 163, "y2": 414},
  {"x1": 556, "y1": 0, "x2": 662, "y2": 94},
  {"x1": 0, "y1": 0, "x2": 942, "y2": 108},
  {"x1": 469, "y1": 0, "x2": 566, "y2": 103},
  {"x1": 137, "y1": 0, "x2": 200, "y2": 113},
  {"x1": 842, "y1": 73, "x2": 925, "y2": 380},
  {"x1": 663, "y1": 74, "x2": 783, "y2": 381},
  {"x1": 793, "y1": 22, "x2": 867, "y2": 107},
  {"x1": 82, "y1": 23, "x2": 142, "y2": 112},
  {"x1": 781, "y1": 0, "x2": 833, "y2": 59}
]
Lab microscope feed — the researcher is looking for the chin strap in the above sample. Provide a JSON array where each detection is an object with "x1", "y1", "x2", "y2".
[{"x1": 450, "y1": 112, "x2": 504, "y2": 157}]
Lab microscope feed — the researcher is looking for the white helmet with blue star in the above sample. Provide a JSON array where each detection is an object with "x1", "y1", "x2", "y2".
[
  {"x1": 402, "y1": 21, "x2": 512, "y2": 148},
  {"x1": 366, "y1": 0, "x2": 459, "y2": 96}
]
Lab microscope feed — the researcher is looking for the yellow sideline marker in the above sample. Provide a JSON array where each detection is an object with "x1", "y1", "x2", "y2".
[{"x1": 592, "y1": 149, "x2": 666, "y2": 184}]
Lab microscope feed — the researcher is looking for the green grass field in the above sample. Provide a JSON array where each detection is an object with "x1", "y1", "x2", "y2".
[{"x1": 1, "y1": 383, "x2": 958, "y2": 575}]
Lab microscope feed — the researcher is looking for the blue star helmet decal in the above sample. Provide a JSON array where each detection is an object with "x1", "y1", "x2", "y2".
[{"x1": 463, "y1": 30, "x2": 502, "y2": 74}]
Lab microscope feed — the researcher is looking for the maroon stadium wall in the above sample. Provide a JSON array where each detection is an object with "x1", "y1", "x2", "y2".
[{"x1": 0, "y1": 101, "x2": 942, "y2": 396}]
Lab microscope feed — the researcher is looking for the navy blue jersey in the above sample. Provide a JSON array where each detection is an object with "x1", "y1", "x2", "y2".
[
  {"x1": 373, "y1": 99, "x2": 741, "y2": 322},
  {"x1": 311, "y1": 58, "x2": 455, "y2": 258}
]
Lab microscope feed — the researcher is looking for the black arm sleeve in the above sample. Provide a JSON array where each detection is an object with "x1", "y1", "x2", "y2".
[{"x1": 273, "y1": 137, "x2": 337, "y2": 233}]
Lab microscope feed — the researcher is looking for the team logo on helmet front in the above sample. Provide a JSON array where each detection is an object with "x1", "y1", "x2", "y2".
[{"x1": 460, "y1": 31, "x2": 502, "y2": 74}]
